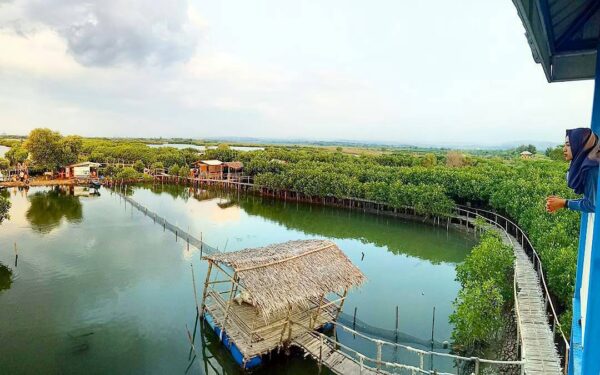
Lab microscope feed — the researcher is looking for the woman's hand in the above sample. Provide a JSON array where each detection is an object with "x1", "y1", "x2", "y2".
[{"x1": 546, "y1": 196, "x2": 567, "y2": 213}]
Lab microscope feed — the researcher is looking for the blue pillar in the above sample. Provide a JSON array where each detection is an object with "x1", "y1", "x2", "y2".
[
  {"x1": 580, "y1": 44, "x2": 600, "y2": 375},
  {"x1": 570, "y1": 214, "x2": 587, "y2": 375},
  {"x1": 575, "y1": 215, "x2": 589, "y2": 297}
]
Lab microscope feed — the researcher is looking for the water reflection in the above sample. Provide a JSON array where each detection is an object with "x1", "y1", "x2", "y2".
[
  {"x1": 0, "y1": 263, "x2": 12, "y2": 291},
  {"x1": 144, "y1": 183, "x2": 470, "y2": 264},
  {"x1": 26, "y1": 186, "x2": 84, "y2": 233},
  {"x1": 185, "y1": 318, "x2": 328, "y2": 375}
]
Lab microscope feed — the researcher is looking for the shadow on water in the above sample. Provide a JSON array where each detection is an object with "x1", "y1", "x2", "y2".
[
  {"x1": 185, "y1": 316, "x2": 331, "y2": 375},
  {"x1": 0, "y1": 263, "x2": 13, "y2": 291},
  {"x1": 144, "y1": 183, "x2": 472, "y2": 264},
  {"x1": 235, "y1": 196, "x2": 471, "y2": 264},
  {"x1": 26, "y1": 186, "x2": 83, "y2": 233}
]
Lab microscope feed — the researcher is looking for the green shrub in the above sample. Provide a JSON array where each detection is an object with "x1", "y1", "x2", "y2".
[
  {"x1": 115, "y1": 167, "x2": 140, "y2": 180},
  {"x1": 450, "y1": 279, "x2": 504, "y2": 349},
  {"x1": 133, "y1": 160, "x2": 145, "y2": 173},
  {"x1": 0, "y1": 196, "x2": 10, "y2": 223},
  {"x1": 456, "y1": 231, "x2": 514, "y2": 300},
  {"x1": 168, "y1": 164, "x2": 180, "y2": 176}
]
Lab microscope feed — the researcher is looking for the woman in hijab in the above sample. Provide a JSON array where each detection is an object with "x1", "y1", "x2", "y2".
[{"x1": 547, "y1": 128, "x2": 599, "y2": 213}]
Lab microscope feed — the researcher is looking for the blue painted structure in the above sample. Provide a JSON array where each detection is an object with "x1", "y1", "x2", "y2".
[
  {"x1": 203, "y1": 311, "x2": 263, "y2": 370},
  {"x1": 510, "y1": 1, "x2": 600, "y2": 373},
  {"x1": 203, "y1": 311, "x2": 335, "y2": 370}
]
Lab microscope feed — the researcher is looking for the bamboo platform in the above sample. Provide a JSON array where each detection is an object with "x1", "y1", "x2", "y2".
[
  {"x1": 292, "y1": 332, "x2": 381, "y2": 375},
  {"x1": 204, "y1": 290, "x2": 337, "y2": 359}
]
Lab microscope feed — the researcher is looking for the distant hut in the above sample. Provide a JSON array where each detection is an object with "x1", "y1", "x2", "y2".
[
  {"x1": 65, "y1": 162, "x2": 100, "y2": 179},
  {"x1": 223, "y1": 161, "x2": 243, "y2": 181},
  {"x1": 520, "y1": 151, "x2": 533, "y2": 159},
  {"x1": 193, "y1": 160, "x2": 223, "y2": 179},
  {"x1": 200, "y1": 239, "x2": 365, "y2": 369}
]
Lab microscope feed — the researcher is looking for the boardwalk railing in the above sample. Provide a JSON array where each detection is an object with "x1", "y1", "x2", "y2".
[
  {"x1": 291, "y1": 320, "x2": 524, "y2": 375},
  {"x1": 457, "y1": 205, "x2": 570, "y2": 373},
  {"x1": 110, "y1": 183, "x2": 219, "y2": 255}
]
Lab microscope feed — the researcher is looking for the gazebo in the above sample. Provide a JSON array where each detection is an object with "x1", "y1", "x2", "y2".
[
  {"x1": 198, "y1": 239, "x2": 365, "y2": 369},
  {"x1": 511, "y1": 2, "x2": 600, "y2": 374}
]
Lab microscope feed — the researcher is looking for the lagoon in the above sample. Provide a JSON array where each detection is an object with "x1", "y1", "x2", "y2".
[{"x1": 0, "y1": 185, "x2": 475, "y2": 374}]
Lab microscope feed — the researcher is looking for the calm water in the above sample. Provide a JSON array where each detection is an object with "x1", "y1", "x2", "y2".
[
  {"x1": 147, "y1": 143, "x2": 265, "y2": 152},
  {"x1": 0, "y1": 185, "x2": 475, "y2": 374}
]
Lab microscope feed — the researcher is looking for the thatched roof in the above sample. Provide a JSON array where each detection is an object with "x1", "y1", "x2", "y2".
[
  {"x1": 223, "y1": 161, "x2": 243, "y2": 170},
  {"x1": 205, "y1": 239, "x2": 365, "y2": 318}
]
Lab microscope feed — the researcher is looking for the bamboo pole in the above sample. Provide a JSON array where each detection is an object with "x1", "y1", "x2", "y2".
[
  {"x1": 279, "y1": 305, "x2": 292, "y2": 345},
  {"x1": 220, "y1": 272, "x2": 239, "y2": 341},
  {"x1": 334, "y1": 287, "x2": 349, "y2": 322},
  {"x1": 311, "y1": 294, "x2": 325, "y2": 330},
  {"x1": 185, "y1": 324, "x2": 204, "y2": 374},
  {"x1": 200, "y1": 261, "x2": 213, "y2": 313}
]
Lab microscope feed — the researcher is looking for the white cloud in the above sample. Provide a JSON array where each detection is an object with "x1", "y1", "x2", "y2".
[{"x1": 2, "y1": 0, "x2": 199, "y2": 67}]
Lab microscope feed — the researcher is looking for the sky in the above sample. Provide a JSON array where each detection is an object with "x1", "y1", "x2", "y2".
[{"x1": 0, "y1": 0, "x2": 595, "y2": 146}]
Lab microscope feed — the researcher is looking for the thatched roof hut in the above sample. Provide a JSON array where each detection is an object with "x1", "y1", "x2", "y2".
[
  {"x1": 204, "y1": 239, "x2": 365, "y2": 318},
  {"x1": 223, "y1": 161, "x2": 243, "y2": 170}
]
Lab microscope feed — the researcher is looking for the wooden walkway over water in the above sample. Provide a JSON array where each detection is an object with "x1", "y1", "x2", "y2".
[
  {"x1": 511, "y1": 240, "x2": 562, "y2": 374},
  {"x1": 460, "y1": 207, "x2": 565, "y2": 375}
]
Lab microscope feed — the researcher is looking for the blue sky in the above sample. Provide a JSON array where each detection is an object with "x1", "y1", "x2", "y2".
[{"x1": 0, "y1": 0, "x2": 594, "y2": 145}]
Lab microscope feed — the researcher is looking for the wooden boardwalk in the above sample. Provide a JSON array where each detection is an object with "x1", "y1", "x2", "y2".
[
  {"x1": 293, "y1": 332, "x2": 381, "y2": 375},
  {"x1": 462, "y1": 209, "x2": 563, "y2": 375},
  {"x1": 511, "y1": 239, "x2": 562, "y2": 374}
]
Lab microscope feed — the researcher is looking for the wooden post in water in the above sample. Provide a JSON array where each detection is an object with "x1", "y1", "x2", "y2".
[
  {"x1": 430, "y1": 306, "x2": 436, "y2": 371},
  {"x1": 200, "y1": 232, "x2": 203, "y2": 259},
  {"x1": 395, "y1": 305, "x2": 399, "y2": 343},
  {"x1": 200, "y1": 261, "x2": 213, "y2": 313},
  {"x1": 14, "y1": 242, "x2": 18, "y2": 268},
  {"x1": 353, "y1": 306, "x2": 357, "y2": 339}
]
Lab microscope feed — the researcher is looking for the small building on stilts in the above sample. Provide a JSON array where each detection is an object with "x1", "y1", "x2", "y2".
[{"x1": 198, "y1": 239, "x2": 365, "y2": 369}]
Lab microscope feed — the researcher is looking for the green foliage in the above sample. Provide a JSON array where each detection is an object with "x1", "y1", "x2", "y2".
[
  {"x1": 0, "y1": 158, "x2": 9, "y2": 170},
  {"x1": 5, "y1": 144, "x2": 28, "y2": 165},
  {"x1": 134, "y1": 160, "x2": 145, "y2": 173},
  {"x1": 450, "y1": 231, "x2": 513, "y2": 351},
  {"x1": 23, "y1": 129, "x2": 82, "y2": 170},
  {"x1": 24, "y1": 128, "x2": 63, "y2": 170},
  {"x1": 178, "y1": 165, "x2": 190, "y2": 178},
  {"x1": 545, "y1": 146, "x2": 565, "y2": 161},
  {"x1": 204, "y1": 146, "x2": 239, "y2": 162},
  {"x1": 115, "y1": 167, "x2": 140, "y2": 180},
  {"x1": 421, "y1": 153, "x2": 437, "y2": 167},
  {"x1": 59, "y1": 135, "x2": 83, "y2": 166},
  {"x1": 449, "y1": 279, "x2": 504, "y2": 349},
  {"x1": 0, "y1": 196, "x2": 10, "y2": 223},
  {"x1": 456, "y1": 231, "x2": 514, "y2": 300},
  {"x1": 168, "y1": 164, "x2": 180, "y2": 176},
  {"x1": 150, "y1": 162, "x2": 164, "y2": 170}
]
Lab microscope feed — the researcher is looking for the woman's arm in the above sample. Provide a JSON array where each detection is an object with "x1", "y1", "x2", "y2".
[{"x1": 567, "y1": 197, "x2": 595, "y2": 213}]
